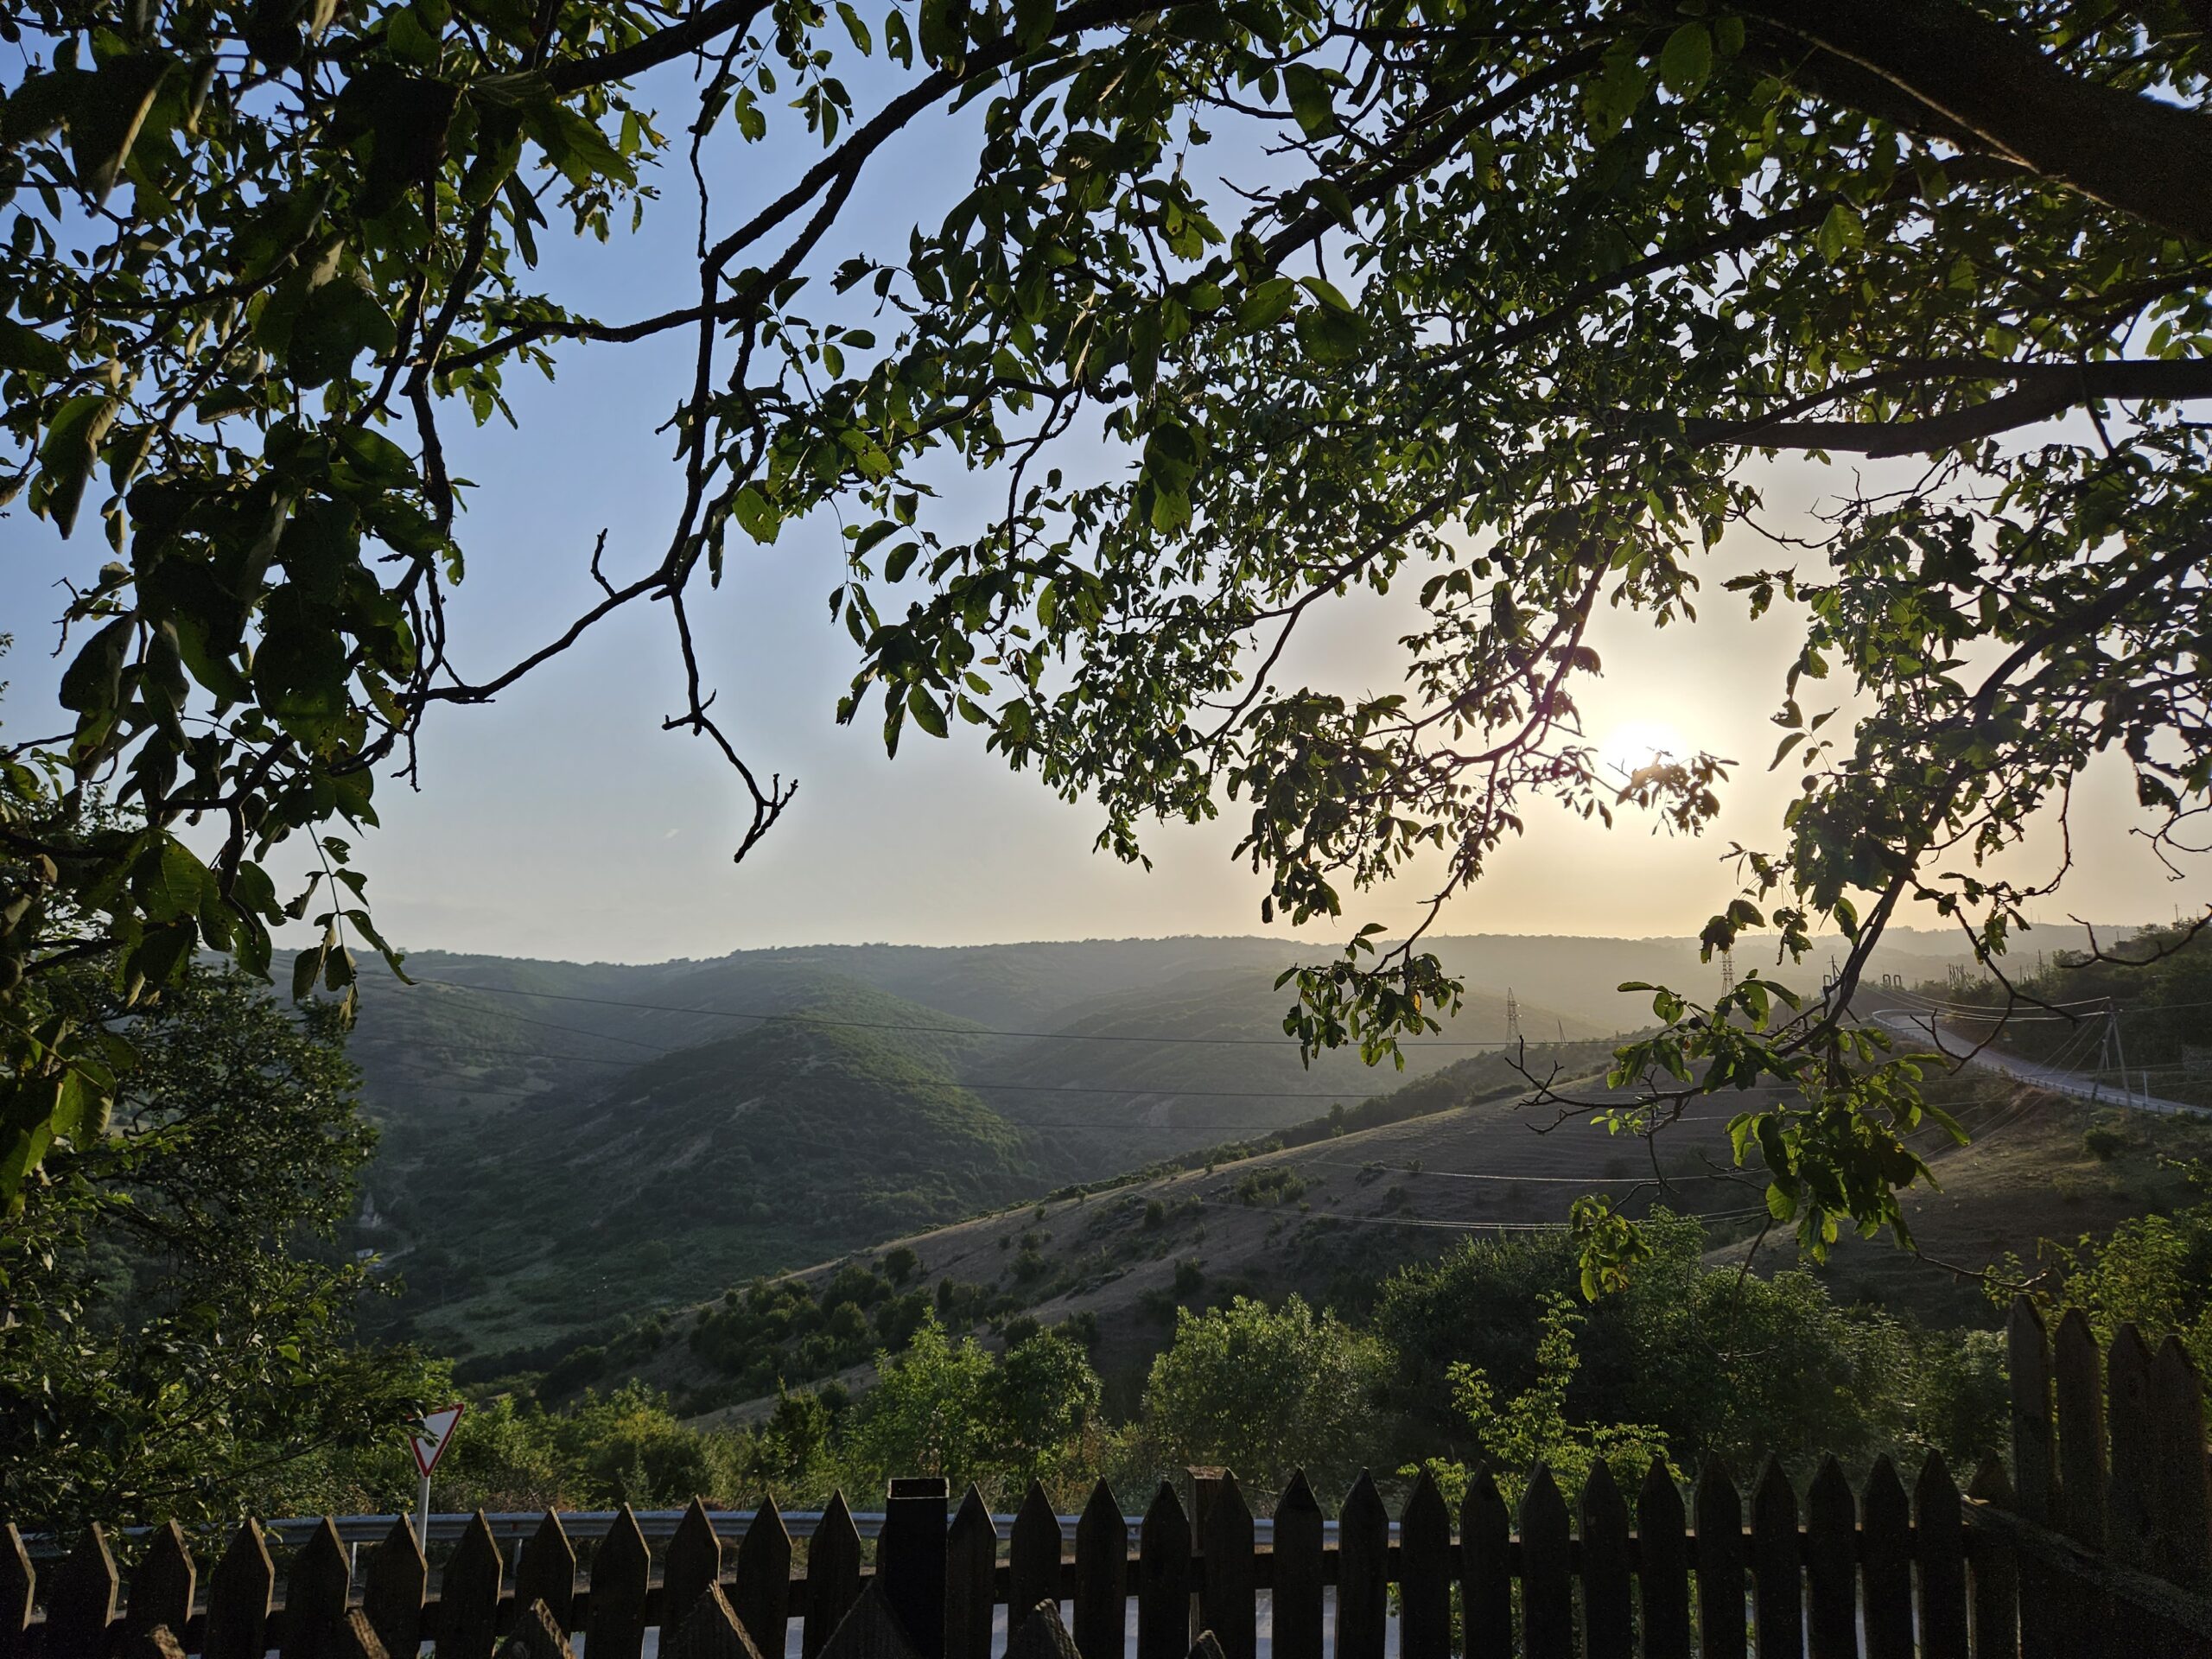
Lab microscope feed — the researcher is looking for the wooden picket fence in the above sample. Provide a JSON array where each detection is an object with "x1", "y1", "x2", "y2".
[{"x1": 6, "y1": 1299, "x2": 2212, "y2": 1659}]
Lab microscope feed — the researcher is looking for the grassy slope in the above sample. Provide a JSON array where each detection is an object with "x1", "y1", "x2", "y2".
[{"x1": 365, "y1": 977, "x2": 1039, "y2": 1358}]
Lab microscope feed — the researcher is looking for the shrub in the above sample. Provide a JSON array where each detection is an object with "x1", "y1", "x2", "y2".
[
  {"x1": 2084, "y1": 1126, "x2": 2126, "y2": 1161},
  {"x1": 1173, "y1": 1259, "x2": 1205, "y2": 1295}
]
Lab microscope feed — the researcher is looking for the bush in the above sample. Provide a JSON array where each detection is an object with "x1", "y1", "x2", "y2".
[
  {"x1": 1173, "y1": 1259, "x2": 1205, "y2": 1295},
  {"x1": 2084, "y1": 1126, "x2": 2126, "y2": 1161}
]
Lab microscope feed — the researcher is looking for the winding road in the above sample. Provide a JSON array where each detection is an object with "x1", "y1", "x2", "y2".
[{"x1": 1868, "y1": 1007, "x2": 2209, "y2": 1119}]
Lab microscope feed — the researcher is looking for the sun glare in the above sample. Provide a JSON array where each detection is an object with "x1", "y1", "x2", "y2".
[{"x1": 1599, "y1": 719, "x2": 1691, "y2": 779}]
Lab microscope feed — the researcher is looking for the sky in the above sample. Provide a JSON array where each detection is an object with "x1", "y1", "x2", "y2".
[{"x1": 3, "y1": 56, "x2": 2203, "y2": 966}]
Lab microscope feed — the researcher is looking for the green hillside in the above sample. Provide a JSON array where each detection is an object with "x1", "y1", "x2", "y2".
[{"x1": 362, "y1": 979, "x2": 1037, "y2": 1359}]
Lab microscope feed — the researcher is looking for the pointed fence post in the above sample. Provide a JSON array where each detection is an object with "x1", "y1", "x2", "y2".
[
  {"x1": 1967, "y1": 1460, "x2": 2020, "y2": 1659},
  {"x1": 0, "y1": 1525, "x2": 30, "y2": 1659},
  {"x1": 664, "y1": 1499, "x2": 725, "y2": 1639},
  {"x1": 1694, "y1": 1459, "x2": 1747, "y2": 1659},
  {"x1": 1579, "y1": 1464, "x2": 1634, "y2": 1659},
  {"x1": 503, "y1": 1600, "x2": 576, "y2": 1659},
  {"x1": 734, "y1": 1497, "x2": 792, "y2": 1659},
  {"x1": 1333, "y1": 1472, "x2": 1389, "y2": 1659},
  {"x1": 1750, "y1": 1460, "x2": 1802, "y2": 1659},
  {"x1": 204, "y1": 1522, "x2": 275, "y2": 1659},
  {"x1": 804, "y1": 1493, "x2": 864, "y2": 1659},
  {"x1": 1802, "y1": 1459, "x2": 1857, "y2": 1659},
  {"x1": 1857, "y1": 1457, "x2": 1910, "y2": 1659},
  {"x1": 879, "y1": 1478, "x2": 948, "y2": 1659},
  {"x1": 1520, "y1": 1467, "x2": 1574, "y2": 1659},
  {"x1": 439, "y1": 1512, "x2": 505, "y2": 1659},
  {"x1": 283, "y1": 1521, "x2": 353, "y2": 1659},
  {"x1": 362, "y1": 1516, "x2": 426, "y2": 1659},
  {"x1": 1071, "y1": 1481, "x2": 1127, "y2": 1659},
  {"x1": 512, "y1": 1514, "x2": 575, "y2": 1640},
  {"x1": 1395, "y1": 1470, "x2": 1452, "y2": 1659},
  {"x1": 1637, "y1": 1460, "x2": 1692, "y2": 1659},
  {"x1": 1270, "y1": 1473, "x2": 1323, "y2": 1659},
  {"x1": 941, "y1": 1485, "x2": 996, "y2": 1659},
  {"x1": 584, "y1": 1506, "x2": 652, "y2": 1659},
  {"x1": 1914, "y1": 1454, "x2": 1970, "y2": 1659},
  {"x1": 1011, "y1": 1482, "x2": 1065, "y2": 1636},
  {"x1": 2008, "y1": 1299, "x2": 2056, "y2": 1659},
  {"x1": 126, "y1": 1522, "x2": 197, "y2": 1643},
  {"x1": 1459, "y1": 1467, "x2": 1512, "y2": 1659},
  {"x1": 664, "y1": 1585, "x2": 766, "y2": 1659},
  {"x1": 1198, "y1": 1474, "x2": 1255, "y2": 1659},
  {"x1": 46, "y1": 1527, "x2": 119, "y2": 1659},
  {"x1": 2152, "y1": 1336, "x2": 2212, "y2": 1592},
  {"x1": 1136, "y1": 1482, "x2": 1190, "y2": 1659}
]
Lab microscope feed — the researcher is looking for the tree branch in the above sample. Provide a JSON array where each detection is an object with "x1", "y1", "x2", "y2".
[{"x1": 1741, "y1": 0, "x2": 2212, "y2": 242}]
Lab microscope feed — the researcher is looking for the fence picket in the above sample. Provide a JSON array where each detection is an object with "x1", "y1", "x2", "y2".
[
  {"x1": 1072, "y1": 1482, "x2": 1127, "y2": 1659},
  {"x1": 203, "y1": 1522, "x2": 274, "y2": 1659},
  {"x1": 0, "y1": 1525, "x2": 29, "y2": 1659},
  {"x1": 513, "y1": 1513, "x2": 575, "y2": 1637},
  {"x1": 2006, "y1": 1299, "x2": 2056, "y2": 1659},
  {"x1": 1580, "y1": 1462, "x2": 1634, "y2": 1659},
  {"x1": 664, "y1": 1584, "x2": 766, "y2": 1659},
  {"x1": 1271, "y1": 1473, "x2": 1324, "y2": 1659},
  {"x1": 804, "y1": 1492, "x2": 864, "y2": 1659},
  {"x1": 505, "y1": 1601, "x2": 575, "y2": 1659},
  {"x1": 2107, "y1": 1325, "x2": 2156, "y2": 1567},
  {"x1": 1804, "y1": 1458, "x2": 1858, "y2": 1659},
  {"x1": 46, "y1": 1527, "x2": 119, "y2": 1659},
  {"x1": 1864, "y1": 1456, "x2": 1923, "y2": 1649},
  {"x1": 360, "y1": 1516, "x2": 424, "y2": 1659},
  {"x1": 1688, "y1": 1459, "x2": 1745, "y2": 1659},
  {"x1": 943, "y1": 1484, "x2": 996, "y2": 1659},
  {"x1": 335, "y1": 1611, "x2": 387, "y2": 1659},
  {"x1": 1636, "y1": 1459, "x2": 1691, "y2": 1659},
  {"x1": 2054, "y1": 1307, "x2": 2109, "y2": 1549},
  {"x1": 879, "y1": 1478, "x2": 948, "y2": 1659},
  {"x1": 1967, "y1": 1460, "x2": 2020, "y2": 1659},
  {"x1": 1136, "y1": 1483, "x2": 1190, "y2": 1659},
  {"x1": 1519, "y1": 1466, "x2": 1573, "y2": 1659},
  {"x1": 1395, "y1": 1469, "x2": 1451, "y2": 1659},
  {"x1": 663, "y1": 1499, "x2": 723, "y2": 1638},
  {"x1": 2152, "y1": 1335, "x2": 2212, "y2": 1592},
  {"x1": 733, "y1": 1495, "x2": 791, "y2": 1656},
  {"x1": 1010, "y1": 1483, "x2": 1062, "y2": 1635},
  {"x1": 439, "y1": 1513, "x2": 505, "y2": 1659},
  {"x1": 127, "y1": 1522, "x2": 196, "y2": 1641},
  {"x1": 282, "y1": 1521, "x2": 352, "y2": 1659},
  {"x1": 1333, "y1": 1472, "x2": 1388, "y2": 1659},
  {"x1": 1459, "y1": 1466, "x2": 1512, "y2": 1659},
  {"x1": 1198, "y1": 1473, "x2": 1254, "y2": 1659},
  {"x1": 1751, "y1": 1459, "x2": 1802, "y2": 1659},
  {"x1": 1914, "y1": 1453, "x2": 1969, "y2": 1659},
  {"x1": 583, "y1": 1506, "x2": 651, "y2": 1659}
]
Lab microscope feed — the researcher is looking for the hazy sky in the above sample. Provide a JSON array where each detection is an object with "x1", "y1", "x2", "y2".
[{"x1": 5, "y1": 64, "x2": 2202, "y2": 965}]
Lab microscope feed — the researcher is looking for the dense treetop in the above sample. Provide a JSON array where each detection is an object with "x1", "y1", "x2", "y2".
[{"x1": 3, "y1": 0, "x2": 2208, "y2": 1259}]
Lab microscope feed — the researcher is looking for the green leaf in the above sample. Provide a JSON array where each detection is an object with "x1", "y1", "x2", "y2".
[
  {"x1": 58, "y1": 617, "x2": 133, "y2": 715},
  {"x1": 1013, "y1": 0, "x2": 1052, "y2": 52},
  {"x1": 1657, "y1": 24, "x2": 1712, "y2": 98},
  {"x1": 1815, "y1": 201, "x2": 1863, "y2": 263},
  {"x1": 36, "y1": 393, "x2": 118, "y2": 536},
  {"x1": 69, "y1": 54, "x2": 175, "y2": 205},
  {"x1": 1236, "y1": 276, "x2": 1297, "y2": 331},
  {"x1": 733, "y1": 485, "x2": 781, "y2": 544},
  {"x1": 1281, "y1": 63, "x2": 1334, "y2": 137},
  {"x1": 0, "y1": 317, "x2": 68, "y2": 376},
  {"x1": 906, "y1": 683, "x2": 950, "y2": 739}
]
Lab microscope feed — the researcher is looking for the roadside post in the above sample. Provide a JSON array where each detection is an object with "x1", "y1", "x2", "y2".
[{"x1": 410, "y1": 1404, "x2": 466, "y2": 1548}]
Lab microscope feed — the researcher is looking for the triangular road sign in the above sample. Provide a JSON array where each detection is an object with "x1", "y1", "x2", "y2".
[{"x1": 411, "y1": 1404, "x2": 466, "y2": 1478}]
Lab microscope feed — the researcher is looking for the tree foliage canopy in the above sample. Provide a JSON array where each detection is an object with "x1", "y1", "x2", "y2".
[{"x1": 5, "y1": 0, "x2": 2209, "y2": 1253}]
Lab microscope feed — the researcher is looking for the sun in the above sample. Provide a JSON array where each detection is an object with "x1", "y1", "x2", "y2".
[{"x1": 1598, "y1": 719, "x2": 1692, "y2": 779}]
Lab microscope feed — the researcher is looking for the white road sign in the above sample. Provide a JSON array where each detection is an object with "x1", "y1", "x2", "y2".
[{"x1": 411, "y1": 1404, "x2": 466, "y2": 1478}]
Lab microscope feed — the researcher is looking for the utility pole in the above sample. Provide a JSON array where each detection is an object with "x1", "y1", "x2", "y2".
[
  {"x1": 1719, "y1": 949, "x2": 1736, "y2": 996},
  {"x1": 2110, "y1": 999, "x2": 2135, "y2": 1107},
  {"x1": 1505, "y1": 988, "x2": 1521, "y2": 1043}
]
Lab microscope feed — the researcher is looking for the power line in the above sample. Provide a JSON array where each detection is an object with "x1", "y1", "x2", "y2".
[{"x1": 412, "y1": 978, "x2": 1563, "y2": 1050}]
